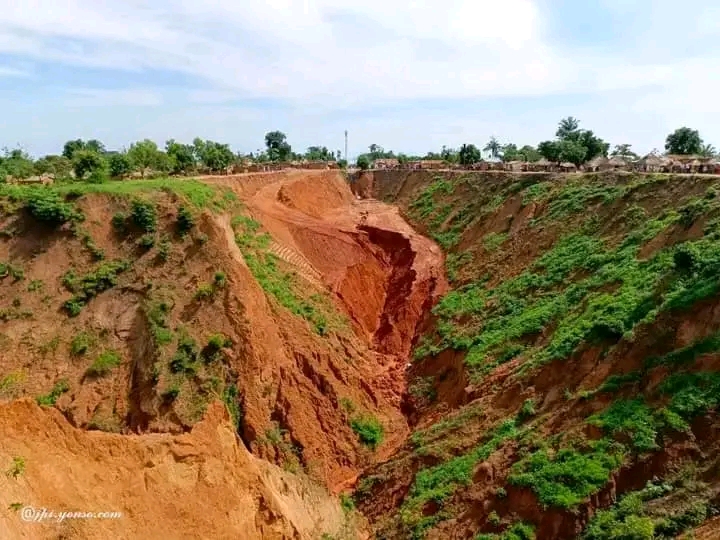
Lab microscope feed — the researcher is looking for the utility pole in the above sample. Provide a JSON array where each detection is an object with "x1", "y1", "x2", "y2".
[{"x1": 344, "y1": 130, "x2": 348, "y2": 164}]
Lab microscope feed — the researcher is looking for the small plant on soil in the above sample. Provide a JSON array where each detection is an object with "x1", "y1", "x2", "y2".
[
  {"x1": 5, "y1": 456, "x2": 25, "y2": 479},
  {"x1": 176, "y1": 205, "x2": 195, "y2": 235},
  {"x1": 130, "y1": 199, "x2": 158, "y2": 233},
  {"x1": 350, "y1": 414, "x2": 384, "y2": 450},
  {"x1": 70, "y1": 331, "x2": 95, "y2": 356},
  {"x1": 86, "y1": 350, "x2": 121, "y2": 377},
  {"x1": 36, "y1": 379, "x2": 70, "y2": 406}
]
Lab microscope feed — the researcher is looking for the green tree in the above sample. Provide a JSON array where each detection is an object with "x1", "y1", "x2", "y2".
[
  {"x1": 699, "y1": 143, "x2": 717, "y2": 158},
  {"x1": 501, "y1": 143, "x2": 520, "y2": 162},
  {"x1": 556, "y1": 116, "x2": 580, "y2": 140},
  {"x1": 1, "y1": 148, "x2": 34, "y2": 179},
  {"x1": 72, "y1": 150, "x2": 107, "y2": 180},
  {"x1": 264, "y1": 131, "x2": 292, "y2": 162},
  {"x1": 165, "y1": 140, "x2": 196, "y2": 174},
  {"x1": 62, "y1": 139, "x2": 85, "y2": 160},
  {"x1": 128, "y1": 139, "x2": 162, "y2": 176},
  {"x1": 195, "y1": 140, "x2": 234, "y2": 172},
  {"x1": 62, "y1": 139, "x2": 105, "y2": 160},
  {"x1": 484, "y1": 137, "x2": 502, "y2": 160},
  {"x1": 34, "y1": 155, "x2": 72, "y2": 178},
  {"x1": 458, "y1": 143, "x2": 482, "y2": 165},
  {"x1": 611, "y1": 144, "x2": 638, "y2": 160},
  {"x1": 519, "y1": 145, "x2": 541, "y2": 162},
  {"x1": 577, "y1": 130, "x2": 609, "y2": 161},
  {"x1": 538, "y1": 140, "x2": 561, "y2": 163},
  {"x1": 558, "y1": 139, "x2": 587, "y2": 166},
  {"x1": 107, "y1": 152, "x2": 132, "y2": 178},
  {"x1": 305, "y1": 146, "x2": 334, "y2": 161},
  {"x1": 665, "y1": 127, "x2": 703, "y2": 155},
  {"x1": 356, "y1": 155, "x2": 371, "y2": 170}
]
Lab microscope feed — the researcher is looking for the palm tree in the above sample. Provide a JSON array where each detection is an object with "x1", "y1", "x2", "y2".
[
  {"x1": 556, "y1": 117, "x2": 580, "y2": 139},
  {"x1": 484, "y1": 137, "x2": 501, "y2": 160},
  {"x1": 699, "y1": 143, "x2": 717, "y2": 158}
]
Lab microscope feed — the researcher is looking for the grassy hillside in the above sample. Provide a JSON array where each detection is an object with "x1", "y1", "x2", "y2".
[{"x1": 355, "y1": 171, "x2": 720, "y2": 539}]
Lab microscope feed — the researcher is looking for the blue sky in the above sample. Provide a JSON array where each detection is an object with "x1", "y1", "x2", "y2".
[{"x1": 1, "y1": 0, "x2": 719, "y2": 159}]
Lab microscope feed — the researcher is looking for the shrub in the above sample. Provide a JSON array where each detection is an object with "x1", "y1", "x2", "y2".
[
  {"x1": 496, "y1": 487, "x2": 507, "y2": 498},
  {"x1": 340, "y1": 493, "x2": 355, "y2": 513},
  {"x1": 25, "y1": 192, "x2": 83, "y2": 225},
  {"x1": 176, "y1": 205, "x2": 195, "y2": 235},
  {"x1": 162, "y1": 384, "x2": 180, "y2": 401},
  {"x1": 518, "y1": 399, "x2": 536, "y2": 422},
  {"x1": 202, "y1": 333, "x2": 232, "y2": 363},
  {"x1": 157, "y1": 240, "x2": 171, "y2": 262},
  {"x1": 36, "y1": 380, "x2": 70, "y2": 407},
  {"x1": 5, "y1": 456, "x2": 25, "y2": 479},
  {"x1": 169, "y1": 333, "x2": 199, "y2": 374},
  {"x1": 194, "y1": 283, "x2": 214, "y2": 300},
  {"x1": 130, "y1": 199, "x2": 158, "y2": 233},
  {"x1": 489, "y1": 511, "x2": 501, "y2": 526},
  {"x1": 111, "y1": 212, "x2": 127, "y2": 232},
  {"x1": 222, "y1": 383, "x2": 242, "y2": 431},
  {"x1": 86, "y1": 350, "x2": 121, "y2": 377},
  {"x1": 70, "y1": 331, "x2": 95, "y2": 356},
  {"x1": 214, "y1": 271, "x2": 227, "y2": 288},
  {"x1": 62, "y1": 259, "x2": 130, "y2": 316},
  {"x1": 137, "y1": 233, "x2": 155, "y2": 249},
  {"x1": 350, "y1": 415, "x2": 384, "y2": 450}
]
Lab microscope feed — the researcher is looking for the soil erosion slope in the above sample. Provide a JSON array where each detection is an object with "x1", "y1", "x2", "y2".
[{"x1": 0, "y1": 169, "x2": 446, "y2": 539}]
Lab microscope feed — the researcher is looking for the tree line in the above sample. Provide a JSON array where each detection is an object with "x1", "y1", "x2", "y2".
[
  {"x1": 0, "y1": 131, "x2": 347, "y2": 183},
  {"x1": 355, "y1": 119, "x2": 718, "y2": 169}
]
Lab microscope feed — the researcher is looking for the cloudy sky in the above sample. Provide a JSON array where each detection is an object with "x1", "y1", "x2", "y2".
[{"x1": 1, "y1": 0, "x2": 719, "y2": 158}]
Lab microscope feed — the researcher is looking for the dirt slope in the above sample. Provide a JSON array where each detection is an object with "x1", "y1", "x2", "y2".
[
  {"x1": 0, "y1": 400, "x2": 346, "y2": 540},
  {"x1": 0, "y1": 170, "x2": 446, "y2": 539},
  {"x1": 351, "y1": 170, "x2": 720, "y2": 539}
]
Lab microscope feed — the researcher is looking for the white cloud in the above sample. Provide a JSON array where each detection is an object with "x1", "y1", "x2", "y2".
[
  {"x1": 0, "y1": 66, "x2": 29, "y2": 77},
  {"x1": 63, "y1": 88, "x2": 163, "y2": 107},
  {"x1": 1, "y1": 0, "x2": 720, "y2": 155}
]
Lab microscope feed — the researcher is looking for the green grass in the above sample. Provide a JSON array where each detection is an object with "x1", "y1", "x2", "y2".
[
  {"x1": 36, "y1": 379, "x2": 70, "y2": 406},
  {"x1": 222, "y1": 383, "x2": 242, "y2": 432},
  {"x1": 509, "y1": 439, "x2": 626, "y2": 509},
  {"x1": 476, "y1": 522, "x2": 536, "y2": 540},
  {"x1": 401, "y1": 419, "x2": 519, "y2": 538},
  {"x1": 70, "y1": 331, "x2": 96, "y2": 356},
  {"x1": 582, "y1": 477, "x2": 710, "y2": 540},
  {"x1": 415, "y1": 196, "x2": 720, "y2": 380},
  {"x1": 62, "y1": 260, "x2": 131, "y2": 316},
  {"x1": 86, "y1": 350, "x2": 121, "y2": 377},
  {"x1": 350, "y1": 414, "x2": 384, "y2": 450},
  {"x1": 483, "y1": 232, "x2": 508, "y2": 252},
  {"x1": 232, "y1": 214, "x2": 344, "y2": 335}
]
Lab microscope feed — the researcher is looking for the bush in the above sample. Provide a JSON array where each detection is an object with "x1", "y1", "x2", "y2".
[
  {"x1": 137, "y1": 233, "x2": 155, "y2": 249},
  {"x1": 70, "y1": 331, "x2": 95, "y2": 356},
  {"x1": 36, "y1": 379, "x2": 70, "y2": 407},
  {"x1": 202, "y1": 333, "x2": 232, "y2": 363},
  {"x1": 157, "y1": 239, "x2": 171, "y2": 262},
  {"x1": 518, "y1": 399, "x2": 536, "y2": 422},
  {"x1": 86, "y1": 350, "x2": 121, "y2": 377},
  {"x1": 169, "y1": 333, "x2": 199, "y2": 374},
  {"x1": 111, "y1": 212, "x2": 128, "y2": 232},
  {"x1": 350, "y1": 415, "x2": 384, "y2": 450},
  {"x1": 162, "y1": 384, "x2": 180, "y2": 401},
  {"x1": 25, "y1": 192, "x2": 83, "y2": 225},
  {"x1": 62, "y1": 260, "x2": 131, "y2": 316},
  {"x1": 176, "y1": 205, "x2": 195, "y2": 235},
  {"x1": 214, "y1": 271, "x2": 227, "y2": 288},
  {"x1": 130, "y1": 199, "x2": 158, "y2": 233},
  {"x1": 194, "y1": 283, "x2": 214, "y2": 300}
]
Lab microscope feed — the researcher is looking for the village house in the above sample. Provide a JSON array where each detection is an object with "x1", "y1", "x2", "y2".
[{"x1": 373, "y1": 158, "x2": 399, "y2": 170}]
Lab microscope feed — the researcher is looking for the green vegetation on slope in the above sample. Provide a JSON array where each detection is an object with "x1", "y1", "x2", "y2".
[
  {"x1": 412, "y1": 174, "x2": 720, "y2": 381},
  {"x1": 232, "y1": 214, "x2": 345, "y2": 335}
]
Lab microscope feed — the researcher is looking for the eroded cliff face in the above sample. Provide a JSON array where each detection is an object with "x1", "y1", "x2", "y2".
[
  {"x1": 0, "y1": 400, "x2": 348, "y2": 540},
  {"x1": 0, "y1": 170, "x2": 446, "y2": 538},
  {"x1": 350, "y1": 170, "x2": 720, "y2": 539}
]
